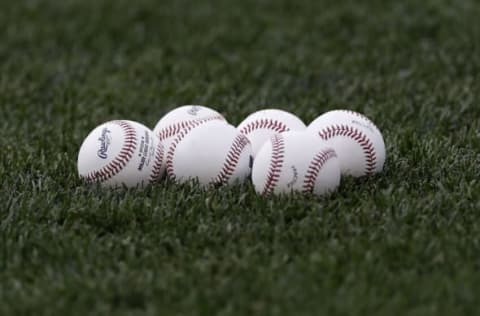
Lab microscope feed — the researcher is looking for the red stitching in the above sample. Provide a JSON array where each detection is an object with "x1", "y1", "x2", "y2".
[
  {"x1": 214, "y1": 134, "x2": 250, "y2": 185},
  {"x1": 165, "y1": 120, "x2": 205, "y2": 180},
  {"x1": 149, "y1": 142, "x2": 165, "y2": 183},
  {"x1": 82, "y1": 120, "x2": 137, "y2": 184},
  {"x1": 318, "y1": 124, "x2": 376, "y2": 175},
  {"x1": 302, "y1": 149, "x2": 337, "y2": 193},
  {"x1": 262, "y1": 134, "x2": 285, "y2": 195},
  {"x1": 156, "y1": 115, "x2": 225, "y2": 141},
  {"x1": 239, "y1": 118, "x2": 289, "y2": 135},
  {"x1": 157, "y1": 121, "x2": 189, "y2": 142}
]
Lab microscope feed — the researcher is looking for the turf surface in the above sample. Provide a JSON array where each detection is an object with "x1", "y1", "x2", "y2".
[{"x1": 1, "y1": 0, "x2": 480, "y2": 315}]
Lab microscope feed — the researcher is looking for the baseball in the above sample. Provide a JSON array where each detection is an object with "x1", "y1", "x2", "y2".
[
  {"x1": 308, "y1": 110, "x2": 386, "y2": 177},
  {"x1": 153, "y1": 105, "x2": 226, "y2": 176},
  {"x1": 77, "y1": 120, "x2": 163, "y2": 188},
  {"x1": 237, "y1": 109, "x2": 306, "y2": 157},
  {"x1": 166, "y1": 120, "x2": 252, "y2": 187},
  {"x1": 153, "y1": 104, "x2": 226, "y2": 147},
  {"x1": 252, "y1": 131, "x2": 341, "y2": 196}
]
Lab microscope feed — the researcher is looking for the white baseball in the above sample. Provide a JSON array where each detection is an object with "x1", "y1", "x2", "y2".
[
  {"x1": 237, "y1": 109, "x2": 306, "y2": 157},
  {"x1": 308, "y1": 109, "x2": 386, "y2": 177},
  {"x1": 77, "y1": 120, "x2": 164, "y2": 188},
  {"x1": 252, "y1": 131, "x2": 341, "y2": 196},
  {"x1": 153, "y1": 105, "x2": 226, "y2": 176},
  {"x1": 153, "y1": 104, "x2": 226, "y2": 148},
  {"x1": 166, "y1": 120, "x2": 252, "y2": 187}
]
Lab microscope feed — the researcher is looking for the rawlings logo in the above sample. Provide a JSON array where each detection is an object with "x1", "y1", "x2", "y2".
[
  {"x1": 187, "y1": 106, "x2": 201, "y2": 115},
  {"x1": 97, "y1": 128, "x2": 111, "y2": 159},
  {"x1": 287, "y1": 165, "x2": 298, "y2": 188},
  {"x1": 352, "y1": 119, "x2": 374, "y2": 133}
]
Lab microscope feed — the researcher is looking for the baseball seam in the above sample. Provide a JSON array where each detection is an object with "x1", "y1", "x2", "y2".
[
  {"x1": 262, "y1": 134, "x2": 285, "y2": 195},
  {"x1": 318, "y1": 125, "x2": 376, "y2": 175},
  {"x1": 156, "y1": 115, "x2": 225, "y2": 141},
  {"x1": 149, "y1": 142, "x2": 165, "y2": 183},
  {"x1": 239, "y1": 118, "x2": 289, "y2": 135},
  {"x1": 214, "y1": 134, "x2": 250, "y2": 185},
  {"x1": 165, "y1": 120, "x2": 205, "y2": 180},
  {"x1": 302, "y1": 149, "x2": 337, "y2": 193},
  {"x1": 83, "y1": 121, "x2": 137, "y2": 183}
]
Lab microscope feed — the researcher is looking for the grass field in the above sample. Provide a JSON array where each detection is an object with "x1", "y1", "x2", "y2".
[{"x1": 1, "y1": 0, "x2": 480, "y2": 315}]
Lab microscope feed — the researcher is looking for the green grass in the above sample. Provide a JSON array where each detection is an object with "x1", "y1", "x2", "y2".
[{"x1": 1, "y1": 0, "x2": 480, "y2": 315}]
